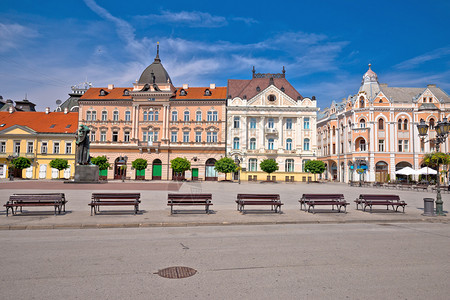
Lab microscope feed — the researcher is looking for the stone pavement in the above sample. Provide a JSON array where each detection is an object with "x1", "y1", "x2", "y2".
[{"x1": 0, "y1": 180, "x2": 448, "y2": 229}]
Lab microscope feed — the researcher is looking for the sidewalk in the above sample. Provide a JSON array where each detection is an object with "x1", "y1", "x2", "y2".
[{"x1": 0, "y1": 180, "x2": 448, "y2": 230}]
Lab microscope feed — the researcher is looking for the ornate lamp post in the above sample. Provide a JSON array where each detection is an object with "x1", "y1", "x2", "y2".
[{"x1": 417, "y1": 118, "x2": 449, "y2": 216}]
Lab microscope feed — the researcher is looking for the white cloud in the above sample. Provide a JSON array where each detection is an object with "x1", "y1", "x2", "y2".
[
  {"x1": 138, "y1": 10, "x2": 228, "y2": 28},
  {"x1": 394, "y1": 46, "x2": 450, "y2": 70},
  {"x1": 0, "y1": 23, "x2": 38, "y2": 53}
]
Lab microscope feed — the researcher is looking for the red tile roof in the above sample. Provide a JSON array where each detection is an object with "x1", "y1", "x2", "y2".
[
  {"x1": 0, "y1": 112, "x2": 79, "y2": 134},
  {"x1": 80, "y1": 87, "x2": 133, "y2": 100},
  {"x1": 174, "y1": 87, "x2": 227, "y2": 99}
]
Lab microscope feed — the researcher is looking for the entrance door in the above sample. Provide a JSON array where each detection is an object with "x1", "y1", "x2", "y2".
[
  {"x1": 51, "y1": 168, "x2": 58, "y2": 179},
  {"x1": 114, "y1": 158, "x2": 126, "y2": 180},
  {"x1": 192, "y1": 168, "x2": 199, "y2": 180},
  {"x1": 152, "y1": 159, "x2": 162, "y2": 180},
  {"x1": 39, "y1": 164, "x2": 47, "y2": 179},
  {"x1": 205, "y1": 158, "x2": 218, "y2": 181},
  {"x1": 172, "y1": 169, "x2": 185, "y2": 181}
]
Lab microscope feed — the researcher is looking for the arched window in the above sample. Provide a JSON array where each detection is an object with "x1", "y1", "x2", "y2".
[
  {"x1": 430, "y1": 118, "x2": 435, "y2": 129},
  {"x1": 171, "y1": 111, "x2": 178, "y2": 122},
  {"x1": 378, "y1": 118, "x2": 384, "y2": 130},
  {"x1": 143, "y1": 111, "x2": 148, "y2": 121},
  {"x1": 125, "y1": 111, "x2": 131, "y2": 121},
  {"x1": 360, "y1": 97, "x2": 365, "y2": 108},
  {"x1": 285, "y1": 159, "x2": 294, "y2": 172},
  {"x1": 102, "y1": 111, "x2": 108, "y2": 121},
  {"x1": 148, "y1": 111, "x2": 154, "y2": 121},
  {"x1": 113, "y1": 110, "x2": 119, "y2": 121},
  {"x1": 91, "y1": 111, "x2": 97, "y2": 121},
  {"x1": 154, "y1": 111, "x2": 159, "y2": 121},
  {"x1": 196, "y1": 111, "x2": 202, "y2": 122},
  {"x1": 249, "y1": 138, "x2": 256, "y2": 150},
  {"x1": 304, "y1": 138, "x2": 310, "y2": 151},
  {"x1": 286, "y1": 138, "x2": 292, "y2": 150},
  {"x1": 268, "y1": 138, "x2": 274, "y2": 150},
  {"x1": 233, "y1": 137, "x2": 240, "y2": 150},
  {"x1": 184, "y1": 111, "x2": 190, "y2": 122},
  {"x1": 403, "y1": 119, "x2": 408, "y2": 130},
  {"x1": 398, "y1": 119, "x2": 402, "y2": 130},
  {"x1": 360, "y1": 119, "x2": 366, "y2": 128},
  {"x1": 359, "y1": 139, "x2": 366, "y2": 151}
]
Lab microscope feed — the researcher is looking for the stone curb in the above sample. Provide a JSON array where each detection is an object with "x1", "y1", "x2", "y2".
[{"x1": 0, "y1": 217, "x2": 447, "y2": 230}]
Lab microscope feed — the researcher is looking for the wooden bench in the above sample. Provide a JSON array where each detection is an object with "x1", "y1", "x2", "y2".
[
  {"x1": 89, "y1": 193, "x2": 141, "y2": 215},
  {"x1": 355, "y1": 194, "x2": 407, "y2": 213},
  {"x1": 299, "y1": 194, "x2": 348, "y2": 213},
  {"x1": 236, "y1": 194, "x2": 283, "y2": 213},
  {"x1": 4, "y1": 193, "x2": 66, "y2": 216},
  {"x1": 412, "y1": 184, "x2": 429, "y2": 192},
  {"x1": 167, "y1": 193, "x2": 213, "y2": 214}
]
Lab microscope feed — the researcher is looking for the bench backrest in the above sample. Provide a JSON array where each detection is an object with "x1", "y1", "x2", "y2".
[
  {"x1": 302, "y1": 194, "x2": 344, "y2": 200},
  {"x1": 359, "y1": 194, "x2": 400, "y2": 201},
  {"x1": 92, "y1": 193, "x2": 140, "y2": 200},
  {"x1": 9, "y1": 194, "x2": 64, "y2": 203},
  {"x1": 168, "y1": 194, "x2": 212, "y2": 201},
  {"x1": 237, "y1": 194, "x2": 280, "y2": 201}
]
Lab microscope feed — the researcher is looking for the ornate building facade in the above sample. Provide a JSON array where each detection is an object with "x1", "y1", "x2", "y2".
[
  {"x1": 317, "y1": 65, "x2": 450, "y2": 183},
  {"x1": 227, "y1": 68, "x2": 318, "y2": 181},
  {"x1": 78, "y1": 45, "x2": 227, "y2": 180}
]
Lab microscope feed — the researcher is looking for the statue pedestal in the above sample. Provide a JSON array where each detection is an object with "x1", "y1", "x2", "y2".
[{"x1": 67, "y1": 165, "x2": 99, "y2": 183}]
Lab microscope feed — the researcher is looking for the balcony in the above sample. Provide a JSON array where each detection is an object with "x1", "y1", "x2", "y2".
[
  {"x1": 138, "y1": 141, "x2": 161, "y2": 148},
  {"x1": 265, "y1": 127, "x2": 278, "y2": 135}
]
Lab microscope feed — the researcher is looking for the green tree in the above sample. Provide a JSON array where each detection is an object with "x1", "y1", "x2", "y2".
[
  {"x1": 49, "y1": 158, "x2": 69, "y2": 179},
  {"x1": 11, "y1": 157, "x2": 31, "y2": 178},
  {"x1": 214, "y1": 157, "x2": 237, "y2": 180},
  {"x1": 422, "y1": 152, "x2": 450, "y2": 184},
  {"x1": 304, "y1": 160, "x2": 325, "y2": 175},
  {"x1": 91, "y1": 156, "x2": 111, "y2": 170},
  {"x1": 170, "y1": 157, "x2": 191, "y2": 173},
  {"x1": 132, "y1": 158, "x2": 148, "y2": 180},
  {"x1": 260, "y1": 159, "x2": 279, "y2": 177}
]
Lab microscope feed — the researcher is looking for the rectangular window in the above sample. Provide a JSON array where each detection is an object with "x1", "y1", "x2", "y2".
[
  {"x1": 13, "y1": 141, "x2": 21, "y2": 154},
  {"x1": 286, "y1": 118, "x2": 292, "y2": 130},
  {"x1": 113, "y1": 111, "x2": 119, "y2": 121},
  {"x1": 154, "y1": 111, "x2": 159, "y2": 121},
  {"x1": 207, "y1": 132, "x2": 217, "y2": 143},
  {"x1": 250, "y1": 118, "x2": 256, "y2": 129},
  {"x1": 90, "y1": 131, "x2": 96, "y2": 142},
  {"x1": 304, "y1": 117, "x2": 310, "y2": 129},
  {"x1": 249, "y1": 159, "x2": 257, "y2": 172},
  {"x1": 0, "y1": 141, "x2": 5, "y2": 153},
  {"x1": 100, "y1": 131, "x2": 107, "y2": 142},
  {"x1": 234, "y1": 117, "x2": 240, "y2": 128},
  {"x1": 92, "y1": 111, "x2": 97, "y2": 121},
  {"x1": 195, "y1": 131, "x2": 201, "y2": 143},
  {"x1": 65, "y1": 142, "x2": 72, "y2": 154},
  {"x1": 125, "y1": 111, "x2": 131, "y2": 121},
  {"x1": 148, "y1": 111, "x2": 154, "y2": 121},
  {"x1": 404, "y1": 140, "x2": 409, "y2": 152},
  {"x1": 213, "y1": 111, "x2": 218, "y2": 121},
  {"x1": 124, "y1": 131, "x2": 130, "y2": 142},
  {"x1": 196, "y1": 111, "x2": 202, "y2": 122},
  {"x1": 378, "y1": 140, "x2": 384, "y2": 152},
  {"x1": 212, "y1": 132, "x2": 217, "y2": 143},
  {"x1": 101, "y1": 111, "x2": 107, "y2": 121},
  {"x1": 171, "y1": 131, "x2": 177, "y2": 143},
  {"x1": 41, "y1": 142, "x2": 48, "y2": 154},
  {"x1": 183, "y1": 132, "x2": 189, "y2": 143},
  {"x1": 112, "y1": 131, "x2": 118, "y2": 142},
  {"x1": 27, "y1": 142, "x2": 34, "y2": 153},
  {"x1": 53, "y1": 142, "x2": 60, "y2": 154},
  {"x1": 86, "y1": 111, "x2": 91, "y2": 121},
  {"x1": 332, "y1": 144, "x2": 336, "y2": 154},
  {"x1": 285, "y1": 159, "x2": 294, "y2": 172},
  {"x1": 398, "y1": 140, "x2": 402, "y2": 152}
]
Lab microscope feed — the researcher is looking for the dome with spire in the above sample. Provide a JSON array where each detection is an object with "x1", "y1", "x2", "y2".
[
  {"x1": 362, "y1": 63, "x2": 378, "y2": 85},
  {"x1": 138, "y1": 43, "x2": 172, "y2": 85}
]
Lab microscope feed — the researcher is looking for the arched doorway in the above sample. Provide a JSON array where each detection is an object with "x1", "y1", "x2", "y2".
[
  {"x1": 114, "y1": 157, "x2": 127, "y2": 180},
  {"x1": 395, "y1": 161, "x2": 412, "y2": 182},
  {"x1": 205, "y1": 158, "x2": 218, "y2": 181},
  {"x1": 152, "y1": 159, "x2": 162, "y2": 180},
  {"x1": 375, "y1": 161, "x2": 389, "y2": 182},
  {"x1": 331, "y1": 162, "x2": 337, "y2": 181}
]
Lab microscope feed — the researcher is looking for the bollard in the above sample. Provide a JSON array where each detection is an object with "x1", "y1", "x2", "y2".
[{"x1": 422, "y1": 198, "x2": 435, "y2": 216}]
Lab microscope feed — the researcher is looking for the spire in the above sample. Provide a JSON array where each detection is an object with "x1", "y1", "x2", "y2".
[
  {"x1": 154, "y1": 42, "x2": 161, "y2": 63},
  {"x1": 252, "y1": 66, "x2": 256, "y2": 77}
]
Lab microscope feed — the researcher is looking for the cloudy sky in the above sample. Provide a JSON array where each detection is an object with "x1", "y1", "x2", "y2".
[{"x1": 1, "y1": 0, "x2": 449, "y2": 110}]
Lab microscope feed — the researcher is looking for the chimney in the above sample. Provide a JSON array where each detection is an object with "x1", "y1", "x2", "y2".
[
  {"x1": 8, "y1": 106, "x2": 13, "y2": 114},
  {"x1": 210, "y1": 83, "x2": 216, "y2": 90},
  {"x1": 427, "y1": 84, "x2": 436, "y2": 88},
  {"x1": 108, "y1": 84, "x2": 114, "y2": 90},
  {"x1": 45, "y1": 107, "x2": 50, "y2": 114},
  {"x1": 64, "y1": 107, "x2": 68, "y2": 114},
  {"x1": 182, "y1": 84, "x2": 189, "y2": 89}
]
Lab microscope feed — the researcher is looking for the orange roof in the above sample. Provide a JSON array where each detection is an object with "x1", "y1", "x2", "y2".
[
  {"x1": 80, "y1": 87, "x2": 133, "y2": 100},
  {"x1": 174, "y1": 87, "x2": 227, "y2": 100},
  {"x1": 0, "y1": 112, "x2": 79, "y2": 134}
]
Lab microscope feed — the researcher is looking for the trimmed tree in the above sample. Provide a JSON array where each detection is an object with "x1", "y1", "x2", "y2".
[
  {"x1": 260, "y1": 159, "x2": 279, "y2": 181},
  {"x1": 304, "y1": 160, "x2": 326, "y2": 181},
  {"x1": 422, "y1": 152, "x2": 450, "y2": 184},
  {"x1": 91, "y1": 156, "x2": 111, "y2": 180},
  {"x1": 132, "y1": 158, "x2": 148, "y2": 180},
  {"x1": 170, "y1": 157, "x2": 191, "y2": 181},
  {"x1": 49, "y1": 158, "x2": 69, "y2": 179},
  {"x1": 214, "y1": 157, "x2": 238, "y2": 181},
  {"x1": 11, "y1": 157, "x2": 31, "y2": 178}
]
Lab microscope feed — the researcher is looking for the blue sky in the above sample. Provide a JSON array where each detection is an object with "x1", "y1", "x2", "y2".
[{"x1": 1, "y1": 0, "x2": 449, "y2": 110}]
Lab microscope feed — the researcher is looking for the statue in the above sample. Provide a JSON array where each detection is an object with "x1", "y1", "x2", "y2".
[{"x1": 76, "y1": 125, "x2": 90, "y2": 165}]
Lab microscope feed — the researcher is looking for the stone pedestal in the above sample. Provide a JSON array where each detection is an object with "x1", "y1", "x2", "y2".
[{"x1": 73, "y1": 165, "x2": 99, "y2": 182}]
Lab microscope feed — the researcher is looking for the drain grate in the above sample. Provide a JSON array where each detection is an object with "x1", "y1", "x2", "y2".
[{"x1": 156, "y1": 266, "x2": 197, "y2": 279}]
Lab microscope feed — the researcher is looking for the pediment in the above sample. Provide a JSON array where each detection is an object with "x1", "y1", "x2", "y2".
[
  {"x1": 0, "y1": 125, "x2": 36, "y2": 135},
  {"x1": 247, "y1": 86, "x2": 297, "y2": 107}
]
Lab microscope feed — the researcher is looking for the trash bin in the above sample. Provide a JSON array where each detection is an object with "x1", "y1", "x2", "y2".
[{"x1": 423, "y1": 198, "x2": 435, "y2": 216}]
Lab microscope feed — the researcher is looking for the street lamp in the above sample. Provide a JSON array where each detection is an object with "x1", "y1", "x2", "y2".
[
  {"x1": 417, "y1": 118, "x2": 449, "y2": 216},
  {"x1": 234, "y1": 155, "x2": 241, "y2": 184}
]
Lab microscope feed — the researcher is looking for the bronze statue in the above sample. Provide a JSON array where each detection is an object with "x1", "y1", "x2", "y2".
[{"x1": 76, "y1": 125, "x2": 90, "y2": 165}]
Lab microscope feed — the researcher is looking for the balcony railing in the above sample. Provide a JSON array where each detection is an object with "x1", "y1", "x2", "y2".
[{"x1": 265, "y1": 127, "x2": 278, "y2": 134}]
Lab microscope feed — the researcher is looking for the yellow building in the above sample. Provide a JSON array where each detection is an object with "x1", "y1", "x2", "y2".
[{"x1": 0, "y1": 111, "x2": 78, "y2": 179}]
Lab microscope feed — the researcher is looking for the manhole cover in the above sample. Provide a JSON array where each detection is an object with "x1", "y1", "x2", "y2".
[{"x1": 156, "y1": 266, "x2": 197, "y2": 279}]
